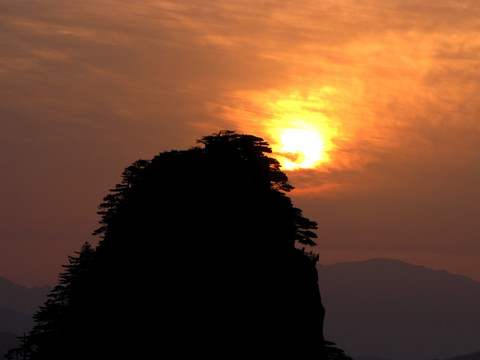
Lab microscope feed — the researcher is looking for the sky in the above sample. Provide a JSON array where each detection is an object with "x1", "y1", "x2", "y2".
[{"x1": 1, "y1": 0, "x2": 480, "y2": 287}]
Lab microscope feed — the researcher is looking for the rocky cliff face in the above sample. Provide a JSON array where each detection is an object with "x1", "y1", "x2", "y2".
[
  {"x1": 92, "y1": 133, "x2": 328, "y2": 358},
  {"x1": 14, "y1": 132, "x2": 328, "y2": 360}
]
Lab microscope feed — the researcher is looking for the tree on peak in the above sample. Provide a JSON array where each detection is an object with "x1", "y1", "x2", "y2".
[{"x1": 198, "y1": 130, "x2": 294, "y2": 193}]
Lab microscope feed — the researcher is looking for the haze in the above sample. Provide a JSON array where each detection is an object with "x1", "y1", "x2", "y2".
[{"x1": 1, "y1": 0, "x2": 480, "y2": 286}]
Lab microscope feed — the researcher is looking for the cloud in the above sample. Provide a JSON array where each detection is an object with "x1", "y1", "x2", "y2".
[{"x1": 1, "y1": 0, "x2": 480, "y2": 284}]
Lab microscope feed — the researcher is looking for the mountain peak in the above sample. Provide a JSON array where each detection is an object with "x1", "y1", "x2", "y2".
[
  {"x1": 319, "y1": 258, "x2": 479, "y2": 287},
  {"x1": 317, "y1": 258, "x2": 480, "y2": 360}
]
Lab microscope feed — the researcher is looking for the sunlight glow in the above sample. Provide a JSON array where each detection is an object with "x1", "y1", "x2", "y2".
[
  {"x1": 214, "y1": 88, "x2": 341, "y2": 171},
  {"x1": 264, "y1": 90, "x2": 339, "y2": 171},
  {"x1": 277, "y1": 128, "x2": 326, "y2": 170}
]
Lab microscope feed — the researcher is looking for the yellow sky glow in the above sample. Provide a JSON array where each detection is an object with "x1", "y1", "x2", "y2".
[
  {"x1": 218, "y1": 89, "x2": 341, "y2": 171},
  {"x1": 265, "y1": 91, "x2": 339, "y2": 170},
  {"x1": 276, "y1": 127, "x2": 326, "y2": 170}
]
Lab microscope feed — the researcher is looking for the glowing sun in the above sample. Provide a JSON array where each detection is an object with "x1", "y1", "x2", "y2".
[
  {"x1": 224, "y1": 89, "x2": 339, "y2": 171},
  {"x1": 277, "y1": 128, "x2": 327, "y2": 170},
  {"x1": 272, "y1": 127, "x2": 326, "y2": 170}
]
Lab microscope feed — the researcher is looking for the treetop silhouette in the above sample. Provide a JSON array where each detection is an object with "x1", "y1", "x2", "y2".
[{"x1": 95, "y1": 130, "x2": 318, "y2": 248}]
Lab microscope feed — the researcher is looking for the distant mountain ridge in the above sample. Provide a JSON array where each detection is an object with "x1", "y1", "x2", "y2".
[
  {"x1": 317, "y1": 258, "x2": 480, "y2": 360},
  {"x1": 0, "y1": 277, "x2": 51, "y2": 315},
  {"x1": 0, "y1": 277, "x2": 51, "y2": 357},
  {"x1": 0, "y1": 277, "x2": 51, "y2": 335}
]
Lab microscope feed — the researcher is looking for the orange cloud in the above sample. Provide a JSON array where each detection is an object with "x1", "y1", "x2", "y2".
[{"x1": 2, "y1": 0, "x2": 480, "y2": 285}]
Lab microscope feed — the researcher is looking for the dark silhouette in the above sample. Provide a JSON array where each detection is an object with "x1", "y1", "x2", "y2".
[
  {"x1": 325, "y1": 341, "x2": 355, "y2": 360},
  {"x1": 6, "y1": 130, "x2": 329, "y2": 359}
]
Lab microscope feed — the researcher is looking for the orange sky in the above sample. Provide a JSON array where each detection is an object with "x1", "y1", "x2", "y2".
[{"x1": 1, "y1": 0, "x2": 480, "y2": 286}]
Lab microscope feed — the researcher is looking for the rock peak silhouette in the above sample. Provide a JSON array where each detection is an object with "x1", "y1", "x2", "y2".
[{"x1": 7, "y1": 131, "x2": 328, "y2": 359}]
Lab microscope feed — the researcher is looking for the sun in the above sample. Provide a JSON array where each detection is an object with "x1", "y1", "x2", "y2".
[
  {"x1": 220, "y1": 88, "x2": 339, "y2": 171},
  {"x1": 255, "y1": 90, "x2": 338, "y2": 171},
  {"x1": 272, "y1": 127, "x2": 328, "y2": 170},
  {"x1": 277, "y1": 128, "x2": 326, "y2": 170}
]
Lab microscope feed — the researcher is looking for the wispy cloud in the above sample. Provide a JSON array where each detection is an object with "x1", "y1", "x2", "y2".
[{"x1": 2, "y1": 0, "x2": 480, "y2": 284}]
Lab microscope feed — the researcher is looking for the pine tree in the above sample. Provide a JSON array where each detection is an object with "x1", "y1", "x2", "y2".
[{"x1": 5, "y1": 243, "x2": 95, "y2": 360}]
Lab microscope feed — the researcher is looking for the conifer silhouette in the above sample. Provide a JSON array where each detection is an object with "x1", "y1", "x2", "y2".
[{"x1": 7, "y1": 131, "x2": 331, "y2": 359}]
